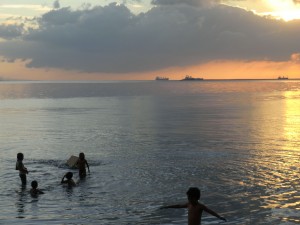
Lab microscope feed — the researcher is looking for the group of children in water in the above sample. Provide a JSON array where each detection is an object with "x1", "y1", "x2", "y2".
[
  {"x1": 15, "y1": 152, "x2": 226, "y2": 225},
  {"x1": 15, "y1": 152, "x2": 90, "y2": 195}
]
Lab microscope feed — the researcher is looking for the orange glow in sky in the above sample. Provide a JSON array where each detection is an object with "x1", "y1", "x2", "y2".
[
  {"x1": 1, "y1": 2, "x2": 300, "y2": 80},
  {"x1": 1, "y1": 57, "x2": 300, "y2": 81}
]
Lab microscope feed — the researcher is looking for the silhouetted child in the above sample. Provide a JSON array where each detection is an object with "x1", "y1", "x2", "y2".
[
  {"x1": 15, "y1": 153, "x2": 28, "y2": 185},
  {"x1": 76, "y1": 152, "x2": 90, "y2": 178},
  {"x1": 61, "y1": 172, "x2": 76, "y2": 187},
  {"x1": 161, "y1": 187, "x2": 226, "y2": 225},
  {"x1": 30, "y1": 180, "x2": 44, "y2": 196}
]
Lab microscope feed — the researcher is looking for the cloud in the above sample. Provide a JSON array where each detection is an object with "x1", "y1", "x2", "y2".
[
  {"x1": 152, "y1": 0, "x2": 200, "y2": 6},
  {"x1": 0, "y1": 4, "x2": 52, "y2": 12},
  {"x1": 0, "y1": 24, "x2": 24, "y2": 40},
  {"x1": 53, "y1": 0, "x2": 60, "y2": 9},
  {"x1": 0, "y1": 2, "x2": 300, "y2": 74},
  {"x1": 151, "y1": 0, "x2": 216, "y2": 7},
  {"x1": 291, "y1": 53, "x2": 300, "y2": 62}
]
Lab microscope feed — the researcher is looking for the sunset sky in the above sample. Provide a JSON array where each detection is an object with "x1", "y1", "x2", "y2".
[{"x1": 0, "y1": 0, "x2": 300, "y2": 80}]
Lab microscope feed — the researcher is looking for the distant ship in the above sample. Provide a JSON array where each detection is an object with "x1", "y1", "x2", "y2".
[
  {"x1": 277, "y1": 76, "x2": 288, "y2": 80},
  {"x1": 181, "y1": 75, "x2": 204, "y2": 81},
  {"x1": 155, "y1": 76, "x2": 169, "y2": 80}
]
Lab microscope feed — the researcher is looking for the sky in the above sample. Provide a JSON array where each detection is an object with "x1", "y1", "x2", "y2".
[{"x1": 0, "y1": 0, "x2": 300, "y2": 80}]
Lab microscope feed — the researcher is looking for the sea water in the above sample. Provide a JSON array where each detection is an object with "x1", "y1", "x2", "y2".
[{"x1": 0, "y1": 80, "x2": 300, "y2": 225}]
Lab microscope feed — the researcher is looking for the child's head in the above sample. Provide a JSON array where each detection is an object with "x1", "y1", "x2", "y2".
[
  {"x1": 17, "y1": 153, "x2": 24, "y2": 161},
  {"x1": 79, "y1": 152, "x2": 85, "y2": 159},
  {"x1": 66, "y1": 172, "x2": 73, "y2": 180},
  {"x1": 186, "y1": 187, "x2": 201, "y2": 201},
  {"x1": 31, "y1": 180, "x2": 38, "y2": 189}
]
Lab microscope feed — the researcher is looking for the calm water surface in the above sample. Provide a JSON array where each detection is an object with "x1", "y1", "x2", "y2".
[{"x1": 0, "y1": 80, "x2": 300, "y2": 224}]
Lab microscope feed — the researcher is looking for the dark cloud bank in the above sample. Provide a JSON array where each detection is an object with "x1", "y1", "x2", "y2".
[{"x1": 0, "y1": 1, "x2": 300, "y2": 74}]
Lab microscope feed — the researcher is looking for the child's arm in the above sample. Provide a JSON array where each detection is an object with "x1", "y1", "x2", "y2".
[
  {"x1": 61, "y1": 174, "x2": 66, "y2": 184},
  {"x1": 86, "y1": 160, "x2": 90, "y2": 172},
  {"x1": 160, "y1": 203, "x2": 188, "y2": 209},
  {"x1": 202, "y1": 204, "x2": 226, "y2": 221},
  {"x1": 17, "y1": 162, "x2": 29, "y2": 174},
  {"x1": 20, "y1": 167, "x2": 29, "y2": 174}
]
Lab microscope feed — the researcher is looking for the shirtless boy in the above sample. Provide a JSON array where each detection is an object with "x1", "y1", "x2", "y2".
[
  {"x1": 16, "y1": 153, "x2": 29, "y2": 185},
  {"x1": 161, "y1": 187, "x2": 226, "y2": 225},
  {"x1": 61, "y1": 172, "x2": 76, "y2": 187},
  {"x1": 77, "y1": 152, "x2": 90, "y2": 178},
  {"x1": 30, "y1": 180, "x2": 44, "y2": 196}
]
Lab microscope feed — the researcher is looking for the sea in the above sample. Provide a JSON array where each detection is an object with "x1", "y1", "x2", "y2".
[{"x1": 0, "y1": 80, "x2": 300, "y2": 225}]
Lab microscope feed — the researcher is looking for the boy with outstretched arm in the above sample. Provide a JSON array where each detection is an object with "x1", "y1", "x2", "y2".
[{"x1": 161, "y1": 187, "x2": 226, "y2": 225}]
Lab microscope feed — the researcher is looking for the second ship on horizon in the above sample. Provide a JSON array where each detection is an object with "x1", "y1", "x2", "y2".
[{"x1": 155, "y1": 75, "x2": 204, "y2": 81}]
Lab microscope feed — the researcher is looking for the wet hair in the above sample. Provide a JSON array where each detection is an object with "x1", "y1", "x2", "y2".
[
  {"x1": 17, "y1": 153, "x2": 24, "y2": 160},
  {"x1": 79, "y1": 152, "x2": 85, "y2": 159},
  {"x1": 31, "y1": 180, "x2": 38, "y2": 189},
  {"x1": 66, "y1": 172, "x2": 73, "y2": 180},
  {"x1": 186, "y1": 187, "x2": 201, "y2": 200}
]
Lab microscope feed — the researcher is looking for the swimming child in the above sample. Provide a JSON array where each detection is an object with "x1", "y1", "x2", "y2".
[
  {"x1": 161, "y1": 187, "x2": 226, "y2": 225},
  {"x1": 61, "y1": 172, "x2": 76, "y2": 187},
  {"x1": 30, "y1": 180, "x2": 44, "y2": 196},
  {"x1": 76, "y1": 152, "x2": 90, "y2": 178},
  {"x1": 15, "y1": 153, "x2": 29, "y2": 185}
]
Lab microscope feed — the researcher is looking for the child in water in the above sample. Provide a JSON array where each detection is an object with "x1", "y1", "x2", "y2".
[
  {"x1": 77, "y1": 152, "x2": 90, "y2": 178},
  {"x1": 30, "y1": 180, "x2": 44, "y2": 196},
  {"x1": 61, "y1": 172, "x2": 76, "y2": 187},
  {"x1": 161, "y1": 187, "x2": 226, "y2": 225},
  {"x1": 15, "y1": 153, "x2": 29, "y2": 185}
]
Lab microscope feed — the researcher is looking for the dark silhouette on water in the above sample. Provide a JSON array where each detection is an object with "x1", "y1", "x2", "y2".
[
  {"x1": 278, "y1": 76, "x2": 288, "y2": 80},
  {"x1": 77, "y1": 152, "x2": 90, "y2": 178},
  {"x1": 155, "y1": 76, "x2": 169, "y2": 80},
  {"x1": 16, "y1": 153, "x2": 29, "y2": 185},
  {"x1": 61, "y1": 172, "x2": 76, "y2": 187},
  {"x1": 161, "y1": 187, "x2": 226, "y2": 225},
  {"x1": 30, "y1": 180, "x2": 44, "y2": 197},
  {"x1": 181, "y1": 75, "x2": 204, "y2": 81}
]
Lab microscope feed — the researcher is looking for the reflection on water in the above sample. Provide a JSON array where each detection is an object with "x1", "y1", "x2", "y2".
[
  {"x1": 15, "y1": 186, "x2": 27, "y2": 219},
  {"x1": 0, "y1": 81, "x2": 300, "y2": 224},
  {"x1": 259, "y1": 90, "x2": 300, "y2": 223},
  {"x1": 283, "y1": 91, "x2": 300, "y2": 145}
]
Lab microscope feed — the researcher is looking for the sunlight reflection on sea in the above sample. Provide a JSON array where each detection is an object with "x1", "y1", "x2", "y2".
[{"x1": 0, "y1": 80, "x2": 300, "y2": 224}]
